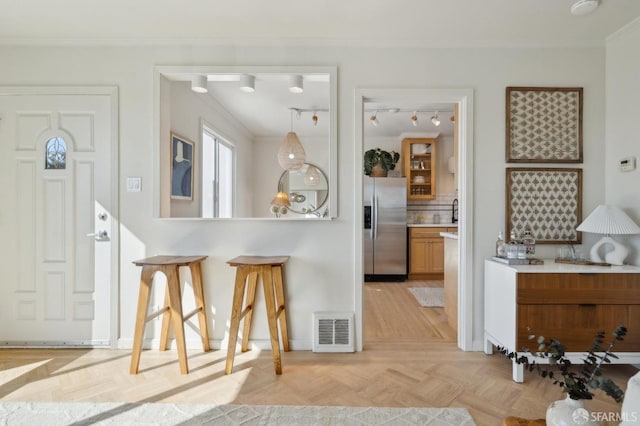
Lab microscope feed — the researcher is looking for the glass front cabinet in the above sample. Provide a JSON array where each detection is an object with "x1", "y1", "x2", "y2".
[{"x1": 402, "y1": 137, "x2": 437, "y2": 201}]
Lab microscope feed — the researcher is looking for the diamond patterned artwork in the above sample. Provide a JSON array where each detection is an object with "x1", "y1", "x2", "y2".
[
  {"x1": 506, "y1": 168, "x2": 582, "y2": 244},
  {"x1": 506, "y1": 87, "x2": 583, "y2": 163}
]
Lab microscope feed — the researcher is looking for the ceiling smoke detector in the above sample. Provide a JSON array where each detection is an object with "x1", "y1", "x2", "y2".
[{"x1": 570, "y1": 0, "x2": 599, "y2": 16}]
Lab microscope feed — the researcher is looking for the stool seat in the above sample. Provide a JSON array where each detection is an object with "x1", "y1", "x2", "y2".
[
  {"x1": 226, "y1": 255, "x2": 290, "y2": 375},
  {"x1": 130, "y1": 255, "x2": 210, "y2": 374}
]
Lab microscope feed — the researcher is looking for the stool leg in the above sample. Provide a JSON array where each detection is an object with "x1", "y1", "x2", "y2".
[
  {"x1": 272, "y1": 264, "x2": 289, "y2": 352},
  {"x1": 241, "y1": 271, "x2": 258, "y2": 352},
  {"x1": 225, "y1": 267, "x2": 249, "y2": 374},
  {"x1": 166, "y1": 265, "x2": 189, "y2": 374},
  {"x1": 159, "y1": 286, "x2": 171, "y2": 351},
  {"x1": 261, "y1": 266, "x2": 282, "y2": 374},
  {"x1": 190, "y1": 261, "x2": 210, "y2": 352},
  {"x1": 130, "y1": 267, "x2": 154, "y2": 374}
]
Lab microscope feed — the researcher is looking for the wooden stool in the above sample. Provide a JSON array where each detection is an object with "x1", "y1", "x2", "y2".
[
  {"x1": 225, "y1": 256, "x2": 290, "y2": 375},
  {"x1": 130, "y1": 255, "x2": 210, "y2": 374}
]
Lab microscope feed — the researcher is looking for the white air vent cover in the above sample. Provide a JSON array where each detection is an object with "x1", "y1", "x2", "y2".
[{"x1": 313, "y1": 312, "x2": 355, "y2": 353}]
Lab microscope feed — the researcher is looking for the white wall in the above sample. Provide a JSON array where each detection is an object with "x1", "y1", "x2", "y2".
[
  {"x1": 1, "y1": 43, "x2": 609, "y2": 350},
  {"x1": 606, "y1": 18, "x2": 640, "y2": 266}
]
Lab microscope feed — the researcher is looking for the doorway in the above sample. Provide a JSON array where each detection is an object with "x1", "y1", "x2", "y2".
[
  {"x1": 354, "y1": 88, "x2": 475, "y2": 352},
  {"x1": 0, "y1": 87, "x2": 119, "y2": 347}
]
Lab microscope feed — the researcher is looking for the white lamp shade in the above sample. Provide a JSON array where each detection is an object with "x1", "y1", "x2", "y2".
[
  {"x1": 191, "y1": 75, "x2": 208, "y2": 93},
  {"x1": 289, "y1": 75, "x2": 303, "y2": 93},
  {"x1": 576, "y1": 205, "x2": 640, "y2": 235},
  {"x1": 239, "y1": 74, "x2": 255, "y2": 92},
  {"x1": 278, "y1": 132, "x2": 306, "y2": 170}
]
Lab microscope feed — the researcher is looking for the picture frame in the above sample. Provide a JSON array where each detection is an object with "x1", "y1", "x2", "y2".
[
  {"x1": 506, "y1": 167, "x2": 582, "y2": 244},
  {"x1": 506, "y1": 87, "x2": 583, "y2": 163},
  {"x1": 170, "y1": 133, "x2": 194, "y2": 200}
]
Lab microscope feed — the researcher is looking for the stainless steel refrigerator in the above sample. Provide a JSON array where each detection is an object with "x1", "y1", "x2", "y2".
[{"x1": 364, "y1": 176, "x2": 407, "y2": 281}]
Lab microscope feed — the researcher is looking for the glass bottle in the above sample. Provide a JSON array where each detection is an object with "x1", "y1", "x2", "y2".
[
  {"x1": 507, "y1": 230, "x2": 519, "y2": 259},
  {"x1": 517, "y1": 239, "x2": 527, "y2": 259},
  {"x1": 496, "y1": 231, "x2": 506, "y2": 257},
  {"x1": 523, "y1": 229, "x2": 536, "y2": 259}
]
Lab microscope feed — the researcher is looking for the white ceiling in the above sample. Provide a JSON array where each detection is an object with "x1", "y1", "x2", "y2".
[{"x1": 4, "y1": 0, "x2": 639, "y2": 139}]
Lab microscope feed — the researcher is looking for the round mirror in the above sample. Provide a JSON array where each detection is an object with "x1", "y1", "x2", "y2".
[{"x1": 278, "y1": 163, "x2": 329, "y2": 215}]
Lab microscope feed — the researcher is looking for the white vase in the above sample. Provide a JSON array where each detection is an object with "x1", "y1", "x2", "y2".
[{"x1": 546, "y1": 395, "x2": 600, "y2": 425}]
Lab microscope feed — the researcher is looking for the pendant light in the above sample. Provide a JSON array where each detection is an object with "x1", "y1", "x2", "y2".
[
  {"x1": 289, "y1": 75, "x2": 304, "y2": 93},
  {"x1": 304, "y1": 164, "x2": 321, "y2": 186},
  {"x1": 278, "y1": 111, "x2": 306, "y2": 170},
  {"x1": 239, "y1": 74, "x2": 255, "y2": 93},
  {"x1": 191, "y1": 75, "x2": 208, "y2": 93}
]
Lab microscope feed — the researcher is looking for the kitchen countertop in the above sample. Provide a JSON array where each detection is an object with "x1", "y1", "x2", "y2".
[
  {"x1": 407, "y1": 223, "x2": 458, "y2": 228},
  {"x1": 440, "y1": 232, "x2": 458, "y2": 239}
]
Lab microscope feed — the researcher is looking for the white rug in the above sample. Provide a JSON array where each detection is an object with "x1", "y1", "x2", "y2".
[
  {"x1": 408, "y1": 287, "x2": 445, "y2": 307},
  {"x1": 0, "y1": 401, "x2": 475, "y2": 425}
]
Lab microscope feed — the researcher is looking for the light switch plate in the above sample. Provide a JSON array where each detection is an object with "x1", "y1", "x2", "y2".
[
  {"x1": 126, "y1": 177, "x2": 142, "y2": 192},
  {"x1": 620, "y1": 156, "x2": 636, "y2": 172}
]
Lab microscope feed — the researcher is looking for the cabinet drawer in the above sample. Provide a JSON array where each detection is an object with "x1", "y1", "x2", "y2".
[
  {"x1": 410, "y1": 227, "x2": 448, "y2": 238},
  {"x1": 517, "y1": 273, "x2": 640, "y2": 304},
  {"x1": 517, "y1": 304, "x2": 640, "y2": 352}
]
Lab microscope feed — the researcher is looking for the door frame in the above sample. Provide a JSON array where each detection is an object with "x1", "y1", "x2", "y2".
[
  {"x1": 0, "y1": 86, "x2": 120, "y2": 348},
  {"x1": 354, "y1": 87, "x2": 475, "y2": 351}
]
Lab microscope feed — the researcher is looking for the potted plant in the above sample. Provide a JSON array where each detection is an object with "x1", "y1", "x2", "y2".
[
  {"x1": 364, "y1": 148, "x2": 399, "y2": 177},
  {"x1": 499, "y1": 325, "x2": 627, "y2": 424}
]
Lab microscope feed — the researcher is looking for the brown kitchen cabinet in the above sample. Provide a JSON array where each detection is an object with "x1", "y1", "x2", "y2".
[
  {"x1": 402, "y1": 138, "x2": 437, "y2": 201},
  {"x1": 409, "y1": 227, "x2": 457, "y2": 279},
  {"x1": 484, "y1": 259, "x2": 640, "y2": 382}
]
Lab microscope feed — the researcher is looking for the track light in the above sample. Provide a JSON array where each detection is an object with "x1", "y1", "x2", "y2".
[
  {"x1": 431, "y1": 111, "x2": 441, "y2": 127},
  {"x1": 411, "y1": 111, "x2": 418, "y2": 127},
  {"x1": 239, "y1": 74, "x2": 255, "y2": 93},
  {"x1": 312, "y1": 112, "x2": 318, "y2": 126},
  {"x1": 370, "y1": 112, "x2": 379, "y2": 126},
  {"x1": 191, "y1": 75, "x2": 208, "y2": 93},
  {"x1": 289, "y1": 75, "x2": 304, "y2": 93}
]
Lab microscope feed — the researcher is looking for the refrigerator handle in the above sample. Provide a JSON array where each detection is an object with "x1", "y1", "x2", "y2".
[{"x1": 372, "y1": 192, "x2": 378, "y2": 240}]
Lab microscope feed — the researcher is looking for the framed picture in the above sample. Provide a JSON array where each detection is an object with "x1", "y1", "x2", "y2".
[
  {"x1": 170, "y1": 133, "x2": 194, "y2": 200},
  {"x1": 506, "y1": 87, "x2": 583, "y2": 163},
  {"x1": 506, "y1": 168, "x2": 582, "y2": 244}
]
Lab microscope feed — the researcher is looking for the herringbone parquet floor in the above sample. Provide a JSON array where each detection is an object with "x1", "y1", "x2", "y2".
[{"x1": 0, "y1": 281, "x2": 636, "y2": 425}]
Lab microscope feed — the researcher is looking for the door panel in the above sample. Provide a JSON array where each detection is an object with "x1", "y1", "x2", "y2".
[{"x1": 0, "y1": 92, "x2": 115, "y2": 345}]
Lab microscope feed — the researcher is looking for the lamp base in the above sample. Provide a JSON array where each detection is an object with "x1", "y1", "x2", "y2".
[{"x1": 589, "y1": 236, "x2": 629, "y2": 266}]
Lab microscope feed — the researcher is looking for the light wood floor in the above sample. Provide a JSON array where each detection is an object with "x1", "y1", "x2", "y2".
[{"x1": 0, "y1": 281, "x2": 636, "y2": 425}]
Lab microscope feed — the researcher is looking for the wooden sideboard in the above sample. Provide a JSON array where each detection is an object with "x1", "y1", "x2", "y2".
[{"x1": 484, "y1": 259, "x2": 640, "y2": 382}]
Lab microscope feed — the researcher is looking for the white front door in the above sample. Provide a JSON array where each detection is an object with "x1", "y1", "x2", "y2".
[{"x1": 0, "y1": 88, "x2": 118, "y2": 346}]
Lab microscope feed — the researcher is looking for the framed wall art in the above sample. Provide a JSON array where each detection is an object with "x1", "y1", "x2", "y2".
[
  {"x1": 506, "y1": 167, "x2": 582, "y2": 244},
  {"x1": 506, "y1": 87, "x2": 583, "y2": 163},
  {"x1": 170, "y1": 132, "x2": 194, "y2": 200}
]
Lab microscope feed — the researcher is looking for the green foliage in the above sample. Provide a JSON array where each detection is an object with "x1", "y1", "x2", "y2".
[
  {"x1": 364, "y1": 148, "x2": 400, "y2": 175},
  {"x1": 498, "y1": 325, "x2": 627, "y2": 403}
]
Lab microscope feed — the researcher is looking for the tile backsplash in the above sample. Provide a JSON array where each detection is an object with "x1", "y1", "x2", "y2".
[{"x1": 407, "y1": 193, "x2": 458, "y2": 224}]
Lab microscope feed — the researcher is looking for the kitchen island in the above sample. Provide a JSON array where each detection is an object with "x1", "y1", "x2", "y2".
[{"x1": 441, "y1": 231, "x2": 458, "y2": 329}]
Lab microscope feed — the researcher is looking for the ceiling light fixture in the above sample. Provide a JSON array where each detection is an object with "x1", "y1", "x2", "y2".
[
  {"x1": 239, "y1": 74, "x2": 255, "y2": 93},
  {"x1": 312, "y1": 112, "x2": 318, "y2": 126},
  {"x1": 411, "y1": 111, "x2": 418, "y2": 127},
  {"x1": 191, "y1": 75, "x2": 208, "y2": 93},
  {"x1": 370, "y1": 111, "x2": 379, "y2": 126},
  {"x1": 431, "y1": 111, "x2": 441, "y2": 127},
  {"x1": 289, "y1": 75, "x2": 304, "y2": 93},
  {"x1": 277, "y1": 110, "x2": 306, "y2": 171},
  {"x1": 570, "y1": 0, "x2": 599, "y2": 16}
]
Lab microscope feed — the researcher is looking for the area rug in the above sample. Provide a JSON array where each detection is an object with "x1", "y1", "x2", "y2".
[
  {"x1": 408, "y1": 287, "x2": 445, "y2": 307},
  {"x1": 0, "y1": 401, "x2": 475, "y2": 425}
]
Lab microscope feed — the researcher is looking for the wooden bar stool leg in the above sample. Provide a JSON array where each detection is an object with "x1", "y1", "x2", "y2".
[
  {"x1": 241, "y1": 271, "x2": 259, "y2": 352},
  {"x1": 225, "y1": 267, "x2": 249, "y2": 374},
  {"x1": 272, "y1": 264, "x2": 289, "y2": 352},
  {"x1": 166, "y1": 265, "x2": 189, "y2": 374},
  {"x1": 159, "y1": 283, "x2": 171, "y2": 351},
  {"x1": 130, "y1": 267, "x2": 154, "y2": 374},
  {"x1": 190, "y1": 262, "x2": 210, "y2": 352},
  {"x1": 261, "y1": 266, "x2": 282, "y2": 375}
]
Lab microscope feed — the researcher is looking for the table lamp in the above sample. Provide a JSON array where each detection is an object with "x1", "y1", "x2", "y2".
[
  {"x1": 576, "y1": 205, "x2": 640, "y2": 265},
  {"x1": 270, "y1": 191, "x2": 291, "y2": 218}
]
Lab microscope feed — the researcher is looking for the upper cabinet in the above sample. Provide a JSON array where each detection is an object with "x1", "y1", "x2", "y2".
[{"x1": 403, "y1": 137, "x2": 437, "y2": 200}]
